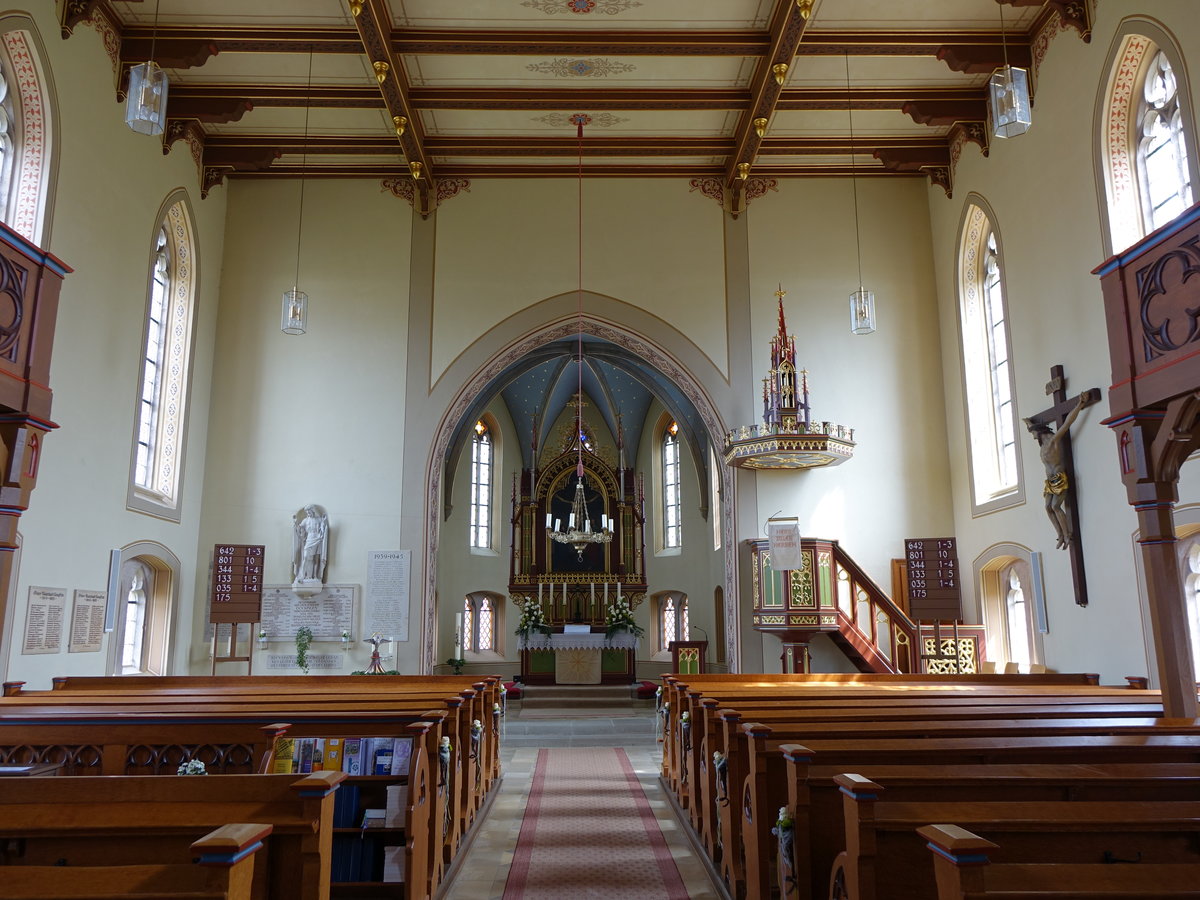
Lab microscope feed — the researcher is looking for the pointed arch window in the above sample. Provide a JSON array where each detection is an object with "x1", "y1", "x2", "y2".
[
  {"x1": 958, "y1": 202, "x2": 1023, "y2": 514},
  {"x1": 1139, "y1": 50, "x2": 1192, "y2": 231},
  {"x1": 1098, "y1": 25, "x2": 1197, "y2": 254},
  {"x1": 0, "y1": 18, "x2": 56, "y2": 246},
  {"x1": 463, "y1": 592, "x2": 501, "y2": 655},
  {"x1": 128, "y1": 196, "x2": 198, "y2": 521},
  {"x1": 659, "y1": 592, "x2": 689, "y2": 653},
  {"x1": 470, "y1": 420, "x2": 493, "y2": 550},
  {"x1": 663, "y1": 421, "x2": 682, "y2": 549}
]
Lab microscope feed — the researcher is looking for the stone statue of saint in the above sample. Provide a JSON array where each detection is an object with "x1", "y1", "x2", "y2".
[
  {"x1": 292, "y1": 504, "x2": 329, "y2": 588},
  {"x1": 1024, "y1": 391, "x2": 1097, "y2": 550}
]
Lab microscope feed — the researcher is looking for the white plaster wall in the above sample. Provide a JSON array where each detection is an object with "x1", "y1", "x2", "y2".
[
  {"x1": 2, "y1": 7, "x2": 225, "y2": 688},
  {"x1": 195, "y1": 179, "x2": 412, "y2": 675},
  {"x1": 744, "y1": 178, "x2": 953, "y2": 591},
  {"x1": 429, "y1": 179, "x2": 728, "y2": 386},
  {"x1": 926, "y1": 0, "x2": 1200, "y2": 684}
]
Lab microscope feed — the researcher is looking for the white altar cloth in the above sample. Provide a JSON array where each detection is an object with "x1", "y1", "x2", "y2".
[{"x1": 518, "y1": 632, "x2": 639, "y2": 652}]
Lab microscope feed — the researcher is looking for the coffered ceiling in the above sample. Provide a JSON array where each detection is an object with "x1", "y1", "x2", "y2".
[{"x1": 63, "y1": 1, "x2": 1091, "y2": 212}]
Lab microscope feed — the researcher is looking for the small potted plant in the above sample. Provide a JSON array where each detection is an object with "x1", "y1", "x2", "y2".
[{"x1": 445, "y1": 656, "x2": 467, "y2": 675}]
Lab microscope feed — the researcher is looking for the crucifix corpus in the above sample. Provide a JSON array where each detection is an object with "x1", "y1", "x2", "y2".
[{"x1": 1023, "y1": 365, "x2": 1099, "y2": 607}]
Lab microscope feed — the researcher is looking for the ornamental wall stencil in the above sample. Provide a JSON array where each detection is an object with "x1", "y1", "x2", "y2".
[
  {"x1": 522, "y1": 0, "x2": 644, "y2": 14},
  {"x1": 531, "y1": 112, "x2": 627, "y2": 128},
  {"x1": 527, "y1": 57, "x2": 637, "y2": 78}
]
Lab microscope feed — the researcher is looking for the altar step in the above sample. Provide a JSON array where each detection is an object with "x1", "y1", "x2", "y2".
[{"x1": 518, "y1": 684, "x2": 647, "y2": 711}]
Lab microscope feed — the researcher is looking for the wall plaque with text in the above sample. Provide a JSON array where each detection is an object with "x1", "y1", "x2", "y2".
[
  {"x1": 904, "y1": 537, "x2": 962, "y2": 621},
  {"x1": 209, "y1": 544, "x2": 265, "y2": 624}
]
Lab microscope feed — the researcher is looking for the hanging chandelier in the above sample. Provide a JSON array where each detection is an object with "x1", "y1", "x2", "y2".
[
  {"x1": 125, "y1": 0, "x2": 168, "y2": 135},
  {"x1": 282, "y1": 46, "x2": 314, "y2": 335},
  {"x1": 844, "y1": 52, "x2": 875, "y2": 335},
  {"x1": 546, "y1": 114, "x2": 612, "y2": 561},
  {"x1": 988, "y1": 1, "x2": 1032, "y2": 139}
]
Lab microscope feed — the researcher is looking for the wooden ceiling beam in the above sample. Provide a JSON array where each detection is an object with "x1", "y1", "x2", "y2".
[
  {"x1": 350, "y1": 0, "x2": 433, "y2": 213},
  {"x1": 168, "y1": 84, "x2": 984, "y2": 113},
  {"x1": 724, "y1": 0, "x2": 814, "y2": 204},
  {"x1": 117, "y1": 25, "x2": 1034, "y2": 66}
]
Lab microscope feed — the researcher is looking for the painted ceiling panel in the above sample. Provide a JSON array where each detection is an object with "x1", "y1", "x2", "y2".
[
  {"x1": 403, "y1": 53, "x2": 756, "y2": 90},
  {"x1": 393, "y1": 0, "x2": 775, "y2": 30},
  {"x1": 422, "y1": 108, "x2": 738, "y2": 136}
]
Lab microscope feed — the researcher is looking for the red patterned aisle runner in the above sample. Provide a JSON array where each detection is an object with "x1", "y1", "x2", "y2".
[{"x1": 503, "y1": 748, "x2": 690, "y2": 899}]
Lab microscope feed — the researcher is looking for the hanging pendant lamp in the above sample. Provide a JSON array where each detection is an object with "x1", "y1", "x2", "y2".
[
  {"x1": 125, "y1": 0, "x2": 168, "y2": 135},
  {"x1": 988, "y1": 2, "x2": 1032, "y2": 139},
  {"x1": 282, "y1": 47, "x2": 314, "y2": 335},
  {"x1": 844, "y1": 53, "x2": 875, "y2": 335}
]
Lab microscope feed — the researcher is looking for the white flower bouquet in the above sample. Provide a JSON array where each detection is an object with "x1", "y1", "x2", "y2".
[
  {"x1": 604, "y1": 595, "x2": 644, "y2": 641},
  {"x1": 177, "y1": 758, "x2": 207, "y2": 775},
  {"x1": 514, "y1": 602, "x2": 551, "y2": 639}
]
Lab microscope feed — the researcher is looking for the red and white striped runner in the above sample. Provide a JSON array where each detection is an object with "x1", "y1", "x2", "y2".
[{"x1": 503, "y1": 747, "x2": 690, "y2": 899}]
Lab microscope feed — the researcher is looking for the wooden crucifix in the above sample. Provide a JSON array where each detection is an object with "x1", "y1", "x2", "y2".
[{"x1": 1023, "y1": 365, "x2": 1100, "y2": 607}]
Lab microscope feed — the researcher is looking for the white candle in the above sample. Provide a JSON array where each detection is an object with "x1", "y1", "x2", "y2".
[
  {"x1": 568, "y1": 512, "x2": 575, "y2": 528},
  {"x1": 563, "y1": 581, "x2": 568, "y2": 608},
  {"x1": 454, "y1": 613, "x2": 463, "y2": 658},
  {"x1": 545, "y1": 513, "x2": 552, "y2": 528},
  {"x1": 590, "y1": 582, "x2": 595, "y2": 614},
  {"x1": 617, "y1": 581, "x2": 622, "y2": 600},
  {"x1": 538, "y1": 582, "x2": 543, "y2": 603},
  {"x1": 604, "y1": 582, "x2": 609, "y2": 604}
]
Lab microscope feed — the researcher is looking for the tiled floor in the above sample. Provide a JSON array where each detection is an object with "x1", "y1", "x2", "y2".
[{"x1": 439, "y1": 702, "x2": 727, "y2": 899}]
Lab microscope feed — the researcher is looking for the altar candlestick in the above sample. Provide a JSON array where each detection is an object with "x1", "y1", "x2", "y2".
[
  {"x1": 545, "y1": 513, "x2": 552, "y2": 528},
  {"x1": 590, "y1": 582, "x2": 595, "y2": 616},
  {"x1": 617, "y1": 581, "x2": 622, "y2": 601},
  {"x1": 538, "y1": 582, "x2": 543, "y2": 604}
]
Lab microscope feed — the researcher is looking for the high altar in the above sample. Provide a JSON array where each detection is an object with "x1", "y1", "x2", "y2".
[{"x1": 509, "y1": 428, "x2": 647, "y2": 684}]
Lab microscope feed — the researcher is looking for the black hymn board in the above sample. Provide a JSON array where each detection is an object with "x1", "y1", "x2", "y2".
[
  {"x1": 209, "y1": 544, "x2": 265, "y2": 624},
  {"x1": 905, "y1": 537, "x2": 962, "y2": 621}
]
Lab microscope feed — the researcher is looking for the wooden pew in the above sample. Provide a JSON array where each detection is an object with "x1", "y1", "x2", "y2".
[
  {"x1": 0, "y1": 823, "x2": 272, "y2": 900},
  {"x1": 835, "y1": 775, "x2": 1200, "y2": 900},
  {"x1": 920, "y1": 823, "x2": 1200, "y2": 899},
  {"x1": 0, "y1": 772, "x2": 338, "y2": 900},
  {"x1": 0, "y1": 682, "x2": 495, "y2": 846},
  {"x1": 779, "y1": 758, "x2": 1200, "y2": 900},
  {"x1": 0, "y1": 713, "x2": 443, "y2": 900},
  {"x1": 731, "y1": 722, "x2": 1200, "y2": 900}
]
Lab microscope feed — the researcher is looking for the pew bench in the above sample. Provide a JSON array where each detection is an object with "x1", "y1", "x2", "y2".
[
  {"x1": 0, "y1": 823, "x2": 272, "y2": 900},
  {"x1": 834, "y1": 774, "x2": 1200, "y2": 900},
  {"x1": 920, "y1": 824, "x2": 1200, "y2": 899}
]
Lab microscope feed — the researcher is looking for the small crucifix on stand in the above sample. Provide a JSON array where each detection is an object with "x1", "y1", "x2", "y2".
[{"x1": 1023, "y1": 365, "x2": 1099, "y2": 607}]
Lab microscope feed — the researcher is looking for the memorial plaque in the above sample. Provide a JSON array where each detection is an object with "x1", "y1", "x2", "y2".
[
  {"x1": 904, "y1": 537, "x2": 962, "y2": 621},
  {"x1": 23, "y1": 586, "x2": 66, "y2": 655},
  {"x1": 209, "y1": 544, "x2": 265, "y2": 624},
  {"x1": 69, "y1": 589, "x2": 107, "y2": 653},
  {"x1": 258, "y1": 584, "x2": 356, "y2": 642}
]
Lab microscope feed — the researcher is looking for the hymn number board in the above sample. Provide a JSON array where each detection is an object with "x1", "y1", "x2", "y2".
[
  {"x1": 904, "y1": 538, "x2": 962, "y2": 622},
  {"x1": 209, "y1": 544, "x2": 265, "y2": 624}
]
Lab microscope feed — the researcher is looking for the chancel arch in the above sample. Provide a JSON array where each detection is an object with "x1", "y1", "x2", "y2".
[{"x1": 417, "y1": 292, "x2": 737, "y2": 675}]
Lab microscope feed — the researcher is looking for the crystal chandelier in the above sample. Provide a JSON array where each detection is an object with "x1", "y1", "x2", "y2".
[{"x1": 545, "y1": 114, "x2": 612, "y2": 561}]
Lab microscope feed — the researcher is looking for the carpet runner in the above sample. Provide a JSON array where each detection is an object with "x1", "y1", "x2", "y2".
[{"x1": 502, "y1": 748, "x2": 690, "y2": 899}]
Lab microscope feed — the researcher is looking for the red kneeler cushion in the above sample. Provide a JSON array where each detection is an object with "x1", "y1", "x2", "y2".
[
  {"x1": 634, "y1": 680, "x2": 658, "y2": 700},
  {"x1": 503, "y1": 681, "x2": 523, "y2": 700}
]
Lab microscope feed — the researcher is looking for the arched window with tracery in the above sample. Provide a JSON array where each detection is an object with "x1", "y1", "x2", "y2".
[
  {"x1": 463, "y1": 591, "x2": 501, "y2": 655},
  {"x1": 974, "y1": 545, "x2": 1042, "y2": 673},
  {"x1": 109, "y1": 543, "x2": 178, "y2": 677},
  {"x1": 659, "y1": 592, "x2": 688, "y2": 653},
  {"x1": 128, "y1": 195, "x2": 198, "y2": 521},
  {"x1": 470, "y1": 419, "x2": 493, "y2": 550},
  {"x1": 958, "y1": 200, "x2": 1022, "y2": 514},
  {"x1": 1098, "y1": 22, "x2": 1198, "y2": 254}
]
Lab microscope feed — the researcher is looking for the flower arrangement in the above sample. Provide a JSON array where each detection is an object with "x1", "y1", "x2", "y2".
[
  {"x1": 177, "y1": 758, "x2": 207, "y2": 775},
  {"x1": 514, "y1": 602, "x2": 551, "y2": 639},
  {"x1": 604, "y1": 594, "x2": 644, "y2": 640}
]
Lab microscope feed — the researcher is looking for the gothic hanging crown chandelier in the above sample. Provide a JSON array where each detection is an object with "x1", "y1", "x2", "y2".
[{"x1": 546, "y1": 115, "x2": 612, "y2": 561}]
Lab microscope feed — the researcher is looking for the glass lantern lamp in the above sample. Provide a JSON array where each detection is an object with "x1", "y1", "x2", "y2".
[
  {"x1": 125, "y1": 62, "x2": 169, "y2": 136},
  {"x1": 850, "y1": 287, "x2": 876, "y2": 335},
  {"x1": 988, "y1": 65, "x2": 1032, "y2": 139},
  {"x1": 282, "y1": 287, "x2": 308, "y2": 335}
]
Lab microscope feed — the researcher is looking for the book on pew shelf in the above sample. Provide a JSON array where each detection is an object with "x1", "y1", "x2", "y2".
[
  {"x1": 385, "y1": 784, "x2": 408, "y2": 827},
  {"x1": 271, "y1": 737, "x2": 296, "y2": 774},
  {"x1": 333, "y1": 783, "x2": 360, "y2": 828},
  {"x1": 359, "y1": 835, "x2": 382, "y2": 881},
  {"x1": 361, "y1": 808, "x2": 387, "y2": 829},
  {"x1": 296, "y1": 737, "x2": 316, "y2": 774},
  {"x1": 342, "y1": 738, "x2": 362, "y2": 775},
  {"x1": 372, "y1": 743, "x2": 394, "y2": 776},
  {"x1": 323, "y1": 737, "x2": 342, "y2": 770},
  {"x1": 383, "y1": 846, "x2": 405, "y2": 883},
  {"x1": 311, "y1": 738, "x2": 325, "y2": 771},
  {"x1": 359, "y1": 738, "x2": 378, "y2": 773},
  {"x1": 390, "y1": 737, "x2": 413, "y2": 776},
  {"x1": 331, "y1": 834, "x2": 361, "y2": 883}
]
